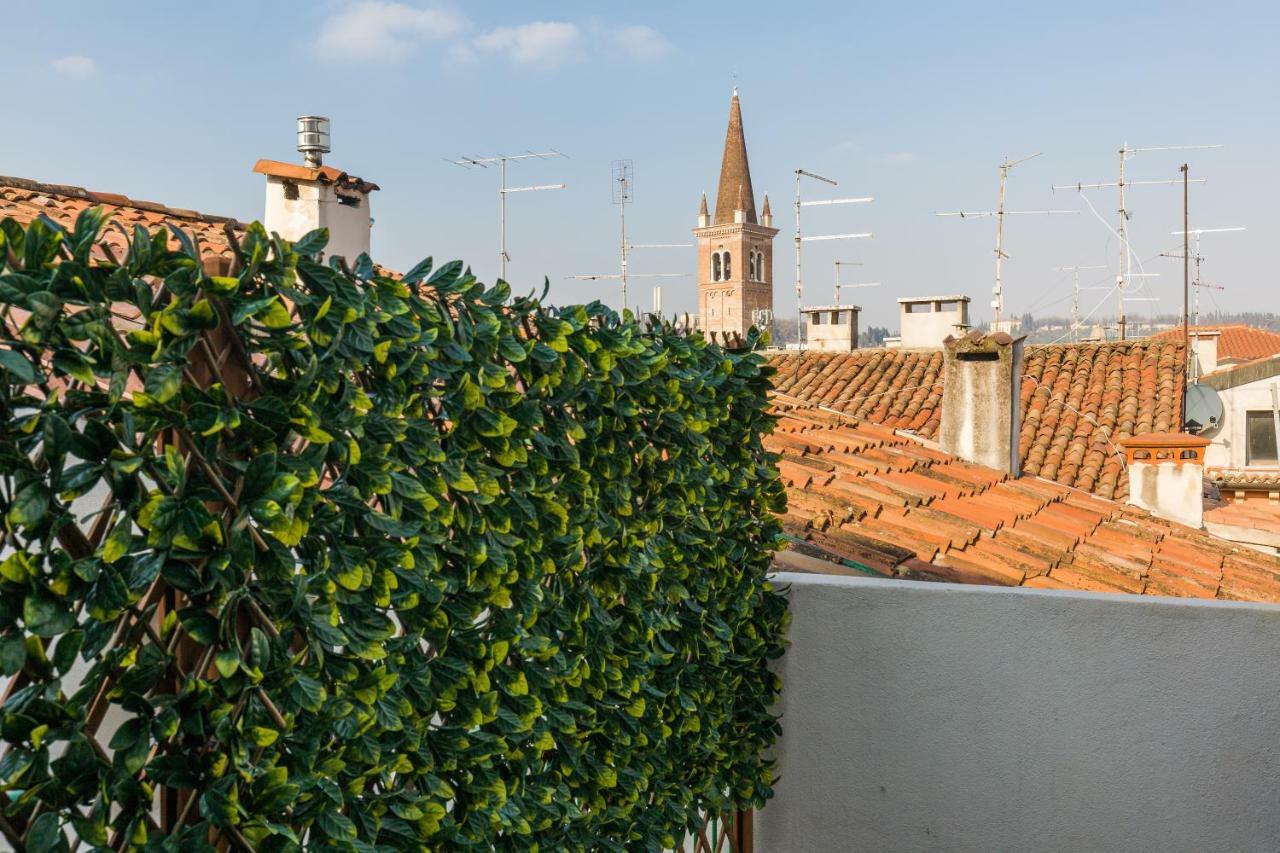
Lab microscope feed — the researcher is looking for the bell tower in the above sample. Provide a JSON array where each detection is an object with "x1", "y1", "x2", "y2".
[{"x1": 694, "y1": 89, "x2": 778, "y2": 339}]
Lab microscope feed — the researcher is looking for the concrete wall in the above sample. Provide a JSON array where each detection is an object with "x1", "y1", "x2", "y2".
[{"x1": 757, "y1": 572, "x2": 1280, "y2": 853}]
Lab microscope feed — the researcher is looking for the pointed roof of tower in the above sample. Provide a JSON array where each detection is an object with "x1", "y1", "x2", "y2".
[
  {"x1": 699, "y1": 192, "x2": 709, "y2": 218},
  {"x1": 762, "y1": 193, "x2": 772, "y2": 218},
  {"x1": 714, "y1": 89, "x2": 757, "y2": 225}
]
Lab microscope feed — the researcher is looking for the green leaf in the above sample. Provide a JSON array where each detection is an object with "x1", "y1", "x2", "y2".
[
  {"x1": 23, "y1": 590, "x2": 73, "y2": 637},
  {"x1": 144, "y1": 365, "x2": 183, "y2": 404},
  {"x1": 8, "y1": 481, "x2": 50, "y2": 527},
  {"x1": 214, "y1": 648, "x2": 241, "y2": 679},
  {"x1": 27, "y1": 812, "x2": 67, "y2": 853},
  {"x1": 0, "y1": 347, "x2": 36, "y2": 383},
  {"x1": 102, "y1": 518, "x2": 132, "y2": 564},
  {"x1": 0, "y1": 634, "x2": 26, "y2": 676}
]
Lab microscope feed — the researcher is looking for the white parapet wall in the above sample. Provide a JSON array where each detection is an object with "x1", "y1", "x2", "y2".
[{"x1": 755, "y1": 572, "x2": 1280, "y2": 853}]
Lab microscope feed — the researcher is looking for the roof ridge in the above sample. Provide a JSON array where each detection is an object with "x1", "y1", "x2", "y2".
[{"x1": 0, "y1": 174, "x2": 248, "y2": 228}]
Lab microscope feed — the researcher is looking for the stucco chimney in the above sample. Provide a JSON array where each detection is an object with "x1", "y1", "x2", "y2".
[
  {"x1": 1190, "y1": 329, "x2": 1220, "y2": 376},
  {"x1": 897, "y1": 295, "x2": 971, "y2": 349},
  {"x1": 253, "y1": 119, "x2": 378, "y2": 263},
  {"x1": 939, "y1": 330, "x2": 1023, "y2": 474},
  {"x1": 1119, "y1": 433, "x2": 1210, "y2": 528}
]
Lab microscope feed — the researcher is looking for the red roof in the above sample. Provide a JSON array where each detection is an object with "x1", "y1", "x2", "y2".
[
  {"x1": 768, "y1": 339, "x2": 1185, "y2": 500},
  {"x1": 771, "y1": 400, "x2": 1280, "y2": 603},
  {"x1": 0, "y1": 175, "x2": 245, "y2": 266},
  {"x1": 1151, "y1": 324, "x2": 1280, "y2": 363}
]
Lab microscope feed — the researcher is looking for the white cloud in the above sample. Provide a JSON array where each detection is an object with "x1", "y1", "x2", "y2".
[
  {"x1": 473, "y1": 21, "x2": 580, "y2": 67},
  {"x1": 317, "y1": 1, "x2": 465, "y2": 61},
  {"x1": 51, "y1": 55, "x2": 96, "y2": 78},
  {"x1": 613, "y1": 25, "x2": 671, "y2": 60}
]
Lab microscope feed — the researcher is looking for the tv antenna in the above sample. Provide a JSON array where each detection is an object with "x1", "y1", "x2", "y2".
[
  {"x1": 833, "y1": 260, "x2": 880, "y2": 305},
  {"x1": 1163, "y1": 225, "x2": 1244, "y2": 379},
  {"x1": 794, "y1": 169, "x2": 873, "y2": 350},
  {"x1": 450, "y1": 150, "x2": 567, "y2": 281},
  {"x1": 937, "y1": 153, "x2": 1077, "y2": 330},
  {"x1": 1052, "y1": 143, "x2": 1219, "y2": 339},
  {"x1": 568, "y1": 159, "x2": 690, "y2": 314},
  {"x1": 1054, "y1": 264, "x2": 1108, "y2": 342}
]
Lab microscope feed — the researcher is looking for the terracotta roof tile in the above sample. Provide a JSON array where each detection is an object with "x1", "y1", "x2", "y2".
[
  {"x1": 773, "y1": 398, "x2": 1280, "y2": 604},
  {"x1": 768, "y1": 339, "x2": 1184, "y2": 500},
  {"x1": 0, "y1": 174, "x2": 246, "y2": 264},
  {"x1": 1151, "y1": 324, "x2": 1280, "y2": 363}
]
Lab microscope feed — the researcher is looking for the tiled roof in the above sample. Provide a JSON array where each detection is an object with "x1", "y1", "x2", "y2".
[
  {"x1": 1151, "y1": 324, "x2": 1280, "y2": 363},
  {"x1": 1208, "y1": 468, "x2": 1280, "y2": 490},
  {"x1": 766, "y1": 339, "x2": 1185, "y2": 500},
  {"x1": 770, "y1": 400, "x2": 1280, "y2": 603},
  {"x1": 0, "y1": 175, "x2": 245, "y2": 266},
  {"x1": 1205, "y1": 502, "x2": 1280, "y2": 534}
]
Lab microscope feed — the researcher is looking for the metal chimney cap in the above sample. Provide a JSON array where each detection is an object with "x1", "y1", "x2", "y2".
[{"x1": 296, "y1": 116, "x2": 331, "y2": 167}]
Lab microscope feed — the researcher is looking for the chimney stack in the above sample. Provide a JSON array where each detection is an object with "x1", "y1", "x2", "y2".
[
  {"x1": 940, "y1": 330, "x2": 1024, "y2": 474},
  {"x1": 1189, "y1": 329, "x2": 1220, "y2": 376},
  {"x1": 1119, "y1": 433, "x2": 1210, "y2": 528},
  {"x1": 897, "y1": 295, "x2": 971, "y2": 349},
  {"x1": 255, "y1": 117, "x2": 379, "y2": 263}
]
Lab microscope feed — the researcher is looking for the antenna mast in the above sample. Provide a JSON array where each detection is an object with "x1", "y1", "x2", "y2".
[
  {"x1": 937, "y1": 152, "x2": 1076, "y2": 330},
  {"x1": 1055, "y1": 265, "x2": 1108, "y2": 341},
  {"x1": 450, "y1": 150, "x2": 567, "y2": 281},
  {"x1": 1053, "y1": 143, "x2": 1219, "y2": 339},
  {"x1": 569, "y1": 160, "x2": 690, "y2": 314},
  {"x1": 1163, "y1": 226, "x2": 1245, "y2": 379},
  {"x1": 794, "y1": 169, "x2": 873, "y2": 350}
]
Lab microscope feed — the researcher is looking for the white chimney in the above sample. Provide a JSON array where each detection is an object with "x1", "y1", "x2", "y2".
[
  {"x1": 255, "y1": 117, "x2": 379, "y2": 264},
  {"x1": 939, "y1": 330, "x2": 1023, "y2": 474},
  {"x1": 1190, "y1": 329, "x2": 1220, "y2": 376},
  {"x1": 897, "y1": 295, "x2": 970, "y2": 349},
  {"x1": 1120, "y1": 433, "x2": 1210, "y2": 528},
  {"x1": 801, "y1": 305, "x2": 860, "y2": 352}
]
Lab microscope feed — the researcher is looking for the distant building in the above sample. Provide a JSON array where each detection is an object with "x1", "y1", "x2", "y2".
[{"x1": 693, "y1": 90, "x2": 778, "y2": 341}]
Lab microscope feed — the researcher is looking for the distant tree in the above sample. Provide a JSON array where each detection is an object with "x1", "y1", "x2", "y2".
[
  {"x1": 858, "y1": 326, "x2": 892, "y2": 347},
  {"x1": 1020, "y1": 312, "x2": 1035, "y2": 333}
]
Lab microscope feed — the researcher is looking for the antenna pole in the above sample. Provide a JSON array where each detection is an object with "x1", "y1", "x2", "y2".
[
  {"x1": 994, "y1": 160, "x2": 1008, "y2": 327},
  {"x1": 451, "y1": 150, "x2": 567, "y2": 283},
  {"x1": 1117, "y1": 145, "x2": 1128, "y2": 340},
  {"x1": 619, "y1": 182, "x2": 628, "y2": 312},
  {"x1": 500, "y1": 157, "x2": 508, "y2": 280},
  {"x1": 794, "y1": 170, "x2": 803, "y2": 350},
  {"x1": 1182, "y1": 163, "x2": 1190, "y2": 377},
  {"x1": 1072, "y1": 268, "x2": 1080, "y2": 342},
  {"x1": 1194, "y1": 234, "x2": 1203, "y2": 329}
]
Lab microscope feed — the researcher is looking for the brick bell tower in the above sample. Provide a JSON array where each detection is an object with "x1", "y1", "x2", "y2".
[{"x1": 694, "y1": 88, "x2": 778, "y2": 339}]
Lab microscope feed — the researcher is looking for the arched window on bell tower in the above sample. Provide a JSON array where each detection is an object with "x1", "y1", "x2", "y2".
[
  {"x1": 712, "y1": 252, "x2": 721, "y2": 282},
  {"x1": 723, "y1": 251, "x2": 732, "y2": 280},
  {"x1": 749, "y1": 252, "x2": 757, "y2": 282}
]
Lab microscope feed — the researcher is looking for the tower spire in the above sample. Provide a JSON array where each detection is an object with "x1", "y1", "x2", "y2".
[{"x1": 714, "y1": 90, "x2": 757, "y2": 225}]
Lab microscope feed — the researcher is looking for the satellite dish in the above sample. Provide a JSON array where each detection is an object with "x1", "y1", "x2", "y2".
[{"x1": 1185, "y1": 383, "x2": 1224, "y2": 434}]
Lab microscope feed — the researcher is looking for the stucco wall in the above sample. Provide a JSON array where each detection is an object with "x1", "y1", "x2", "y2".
[
  {"x1": 1203, "y1": 376, "x2": 1280, "y2": 469},
  {"x1": 756, "y1": 572, "x2": 1280, "y2": 853}
]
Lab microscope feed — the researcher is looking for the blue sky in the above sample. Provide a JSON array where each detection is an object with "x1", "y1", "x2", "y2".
[{"x1": 5, "y1": 1, "x2": 1278, "y2": 330}]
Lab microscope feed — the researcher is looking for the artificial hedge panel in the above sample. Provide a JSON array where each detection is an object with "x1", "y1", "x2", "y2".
[{"x1": 0, "y1": 211, "x2": 788, "y2": 851}]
